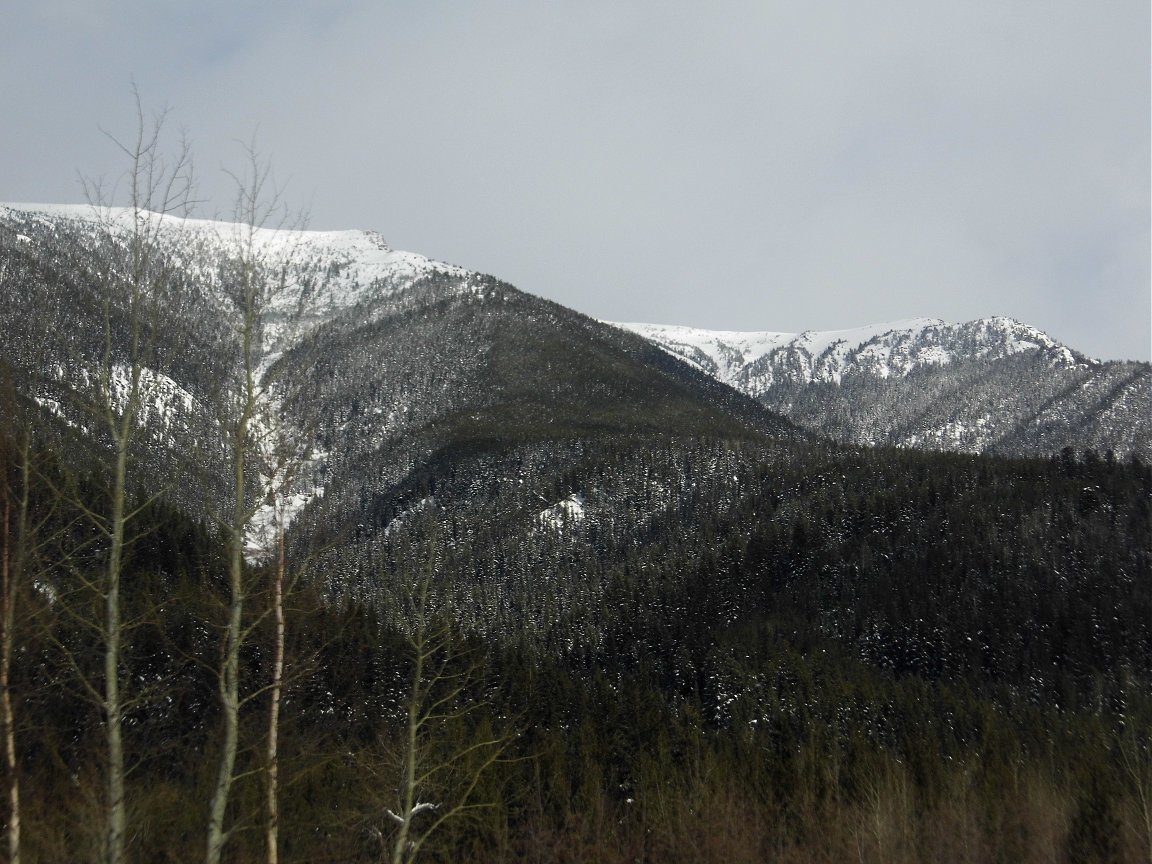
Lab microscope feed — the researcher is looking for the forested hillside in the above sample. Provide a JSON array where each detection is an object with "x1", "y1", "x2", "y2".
[
  {"x1": 618, "y1": 319, "x2": 1152, "y2": 460},
  {"x1": 8, "y1": 441, "x2": 1150, "y2": 862},
  {"x1": 2, "y1": 201, "x2": 1150, "y2": 862},
  {"x1": 759, "y1": 355, "x2": 1151, "y2": 458}
]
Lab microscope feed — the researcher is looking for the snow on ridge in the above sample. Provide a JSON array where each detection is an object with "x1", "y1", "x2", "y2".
[
  {"x1": 4, "y1": 201, "x2": 464, "y2": 273},
  {"x1": 2, "y1": 202, "x2": 475, "y2": 355},
  {"x1": 611, "y1": 317, "x2": 948, "y2": 385},
  {"x1": 3, "y1": 202, "x2": 106, "y2": 219},
  {"x1": 1, "y1": 201, "x2": 468, "y2": 302},
  {"x1": 610, "y1": 316, "x2": 1085, "y2": 393},
  {"x1": 616, "y1": 317, "x2": 945, "y2": 365}
]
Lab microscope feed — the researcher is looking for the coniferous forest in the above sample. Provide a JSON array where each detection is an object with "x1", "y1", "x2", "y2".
[
  {"x1": 5, "y1": 439, "x2": 1151, "y2": 863},
  {"x1": 1, "y1": 135, "x2": 1151, "y2": 862}
]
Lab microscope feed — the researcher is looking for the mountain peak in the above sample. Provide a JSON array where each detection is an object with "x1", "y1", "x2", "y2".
[
  {"x1": 608, "y1": 316, "x2": 1091, "y2": 392},
  {"x1": 1, "y1": 202, "x2": 472, "y2": 357}
]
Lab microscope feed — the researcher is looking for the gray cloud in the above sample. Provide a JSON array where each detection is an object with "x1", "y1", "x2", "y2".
[{"x1": 2, "y1": 1, "x2": 1147, "y2": 360}]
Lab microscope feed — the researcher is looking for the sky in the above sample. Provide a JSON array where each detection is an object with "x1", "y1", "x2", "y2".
[{"x1": 2, "y1": 1, "x2": 1149, "y2": 361}]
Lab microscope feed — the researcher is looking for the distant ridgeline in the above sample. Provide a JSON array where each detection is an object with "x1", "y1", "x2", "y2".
[{"x1": 612, "y1": 318, "x2": 1151, "y2": 460}]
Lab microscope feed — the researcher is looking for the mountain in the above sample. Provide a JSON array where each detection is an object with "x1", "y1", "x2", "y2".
[
  {"x1": 0, "y1": 202, "x2": 794, "y2": 557},
  {"x1": 611, "y1": 317, "x2": 1151, "y2": 458},
  {"x1": 4, "y1": 200, "x2": 1143, "y2": 649},
  {"x1": 4, "y1": 202, "x2": 1151, "y2": 862}
]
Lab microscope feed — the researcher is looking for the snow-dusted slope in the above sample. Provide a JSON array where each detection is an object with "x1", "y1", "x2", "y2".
[
  {"x1": 2, "y1": 202, "x2": 470, "y2": 355},
  {"x1": 2, "y1": 202, "x2": 484, "y2": 558},
  {"x1": 6, "y1": 203, "x2": 1143, "y2": 463},
  {"x1": 611, "y1": 317, "x2": 1088, "y2": 397},
  {"x1": 610, "y1": 317, "x2": 1151, "y2": 459}
]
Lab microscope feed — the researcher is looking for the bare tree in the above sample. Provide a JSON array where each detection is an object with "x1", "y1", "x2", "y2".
[
  {"x1": 204, "y1": 137, "x2": 311, "y2": 864},
  {"x1": 265, "y1": 522, "x2": 287, "y2": 864},
  {"x1": 365, "y1": 561, "x2": 510, "y2": 864},
  {"x1": 0, "y1": 361, "x2": 23, "y2": 864},
  {"x1": 71, "y1": 89, "x2": 196, "y2": 864}
]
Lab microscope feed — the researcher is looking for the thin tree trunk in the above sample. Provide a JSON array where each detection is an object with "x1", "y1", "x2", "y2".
[
  {"x1": 74, "y1": 91, "x2": 194, "y2": 864},
  {"x1": 207, "y1": 143, "x2": 304, "y2": 864},
  {"x1": 392, "y1": 638, "x2": 424, "y2": 864},
  {"x1": 206, "y1": 251, "x2": 257, "y2": 864},
  {"x1": 205, "y1": 436, "x2": 246, "y2": 864},
  {"x1": 265, "y1": 525, "x2": 285, "y2": 864},
  {"x1": 0, "y1": 398, "x2": 21, "y2": 864},
  {"x1": 102, "y1": 276, "x2": 141, "y2": 864},
  {"x1": 0, "y1": 484, "x2": 19, "y2": 864},
  {"x1": 105, "y1": 434, "x2": 130, "y2": 864}
]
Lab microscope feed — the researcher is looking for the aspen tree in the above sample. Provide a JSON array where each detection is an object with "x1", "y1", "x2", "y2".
[
  {"x1": 77, "y1": 91, "x2": 195, "y2": 864},
  {"x1": 377, "y1": 556, "x2": 510, "y2": 864},
  {"x1": 0, "y1": 361, "x2": 22, "y2": 864},
  {"x1": 204, "y1": 138, "x2": 310, "y2": 864}
]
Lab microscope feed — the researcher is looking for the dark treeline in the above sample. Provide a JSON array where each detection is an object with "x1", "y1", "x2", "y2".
[
  {"x1": 325, "y1": 436, "x2": 1150, "y2": 715},
  {"x1": 7, "y1": 441, "x2": 1151, "y2": 863}
]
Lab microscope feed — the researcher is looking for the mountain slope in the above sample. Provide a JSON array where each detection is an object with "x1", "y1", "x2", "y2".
[
  {"x1": 1, "y1": 202, "x2": 795, "y2": 557},
  {"x1": 612, "y1": 318, "x2": 1151, "y2": 458}
]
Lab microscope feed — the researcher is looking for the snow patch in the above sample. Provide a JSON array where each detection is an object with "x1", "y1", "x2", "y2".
[{"x1": 537, "y1": 494, "x2": 586, "y2": 531}]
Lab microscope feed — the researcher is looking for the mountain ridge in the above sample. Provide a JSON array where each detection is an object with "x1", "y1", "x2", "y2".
[
  {"x1": 1, "y1": 201, "x2": 797, "y2": 560},
  {"x1": 611, "y1": 317, "x2": 1149, "y2": 458},
  {"x1": 610, "y1": 316, "x2": 1090, "y2": 389},
  {"x1": 4, "y1": 202, "x2": 1145, "y2": 468}
]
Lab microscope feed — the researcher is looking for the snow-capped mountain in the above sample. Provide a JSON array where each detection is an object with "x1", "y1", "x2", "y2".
[
  {"x1": 612, "y1": 318, "x2": 1150, "y2": 458},
  {"x1": 611, "y1": 317, "x2": 1086, "y2": 394},
  {"x1": 4, "y1": 198, "x2": 1147, "y2": 519},
  {"x1": 4, "y1": 200, "x2": 1149, "y2": 699},
  {"x1": 2, "y1": 202, "x2": 470, "y2": 358},
  {"x1": 6, "y1": 205, "x2": 1150, "y2": 864},
  {"x1": 1, "y1": 202, "x2": 789, "y2": 564},
  {"x1": 2, "y1": 203, "x2": 495, "y2": 554}
]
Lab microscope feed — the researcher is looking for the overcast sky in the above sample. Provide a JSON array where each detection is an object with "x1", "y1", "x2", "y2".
[{"x1": 3, "y1": 1, "x2": 1148, "y2": 360}]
